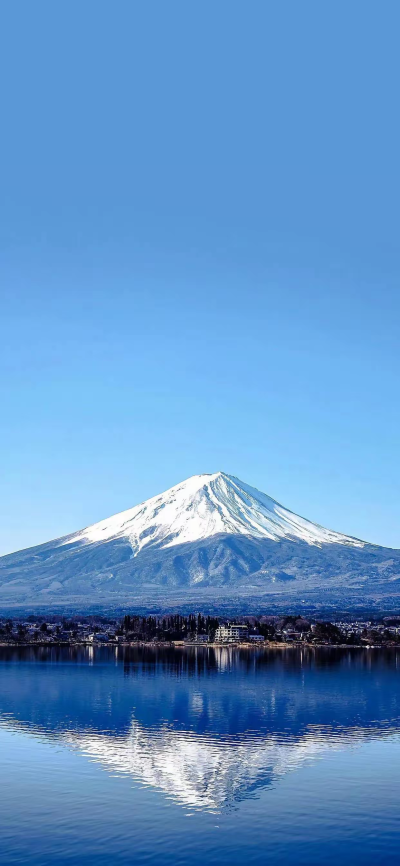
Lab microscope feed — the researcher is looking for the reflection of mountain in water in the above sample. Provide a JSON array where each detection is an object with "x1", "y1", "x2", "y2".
[
  {"x1": 1, "y1": 647, "x2": 400, "y2": 811},
  {"x1": 66, "y1": 721, "x2": 379, "y2": 811}
]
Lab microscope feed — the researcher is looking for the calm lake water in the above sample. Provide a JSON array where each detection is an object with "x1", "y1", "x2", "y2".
[{"x1": 1, "y1": 646, "x2": 400, "y2": 866}]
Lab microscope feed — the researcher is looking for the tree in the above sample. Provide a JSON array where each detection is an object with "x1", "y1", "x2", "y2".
[{"x1": 312, "y1": 622, "x2": 342, "y2": 643}]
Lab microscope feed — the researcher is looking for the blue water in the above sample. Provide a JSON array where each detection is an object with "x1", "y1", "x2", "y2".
[{"x1": 1, "y1": 646, "x2": 400, "y2": 865}]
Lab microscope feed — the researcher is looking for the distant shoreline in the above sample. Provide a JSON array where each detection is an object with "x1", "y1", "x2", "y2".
[{"x1": 0, "y1": 641, "x2": 397, "y2": 650}]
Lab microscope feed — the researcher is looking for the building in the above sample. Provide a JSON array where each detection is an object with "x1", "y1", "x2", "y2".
[
  {"x1": 184, "y1": 633, "x2": 209, "y2": 645},
  {"x1": 282, "y1": 629, "x2": 303, "y2": 642},
  {"x1": 248, "y1": 634, "x2": 265, "y2": 642},
  {"x1": 215, "y1": 624, "x2": 249, "y2": 643}
]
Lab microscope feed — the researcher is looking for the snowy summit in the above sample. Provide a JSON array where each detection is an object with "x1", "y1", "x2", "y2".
[{"x1": 68, "y1": 472, "x2": 364, "y2": 553}]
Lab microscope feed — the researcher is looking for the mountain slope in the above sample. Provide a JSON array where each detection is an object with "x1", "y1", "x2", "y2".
[{"x1": 0, "y1": 472, "x2": 399, "y2": 612}]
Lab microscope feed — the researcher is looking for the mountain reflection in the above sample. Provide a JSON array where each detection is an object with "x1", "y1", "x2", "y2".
[{"x1": 1, "y1": 646, "x2": 400, "y2": 811}]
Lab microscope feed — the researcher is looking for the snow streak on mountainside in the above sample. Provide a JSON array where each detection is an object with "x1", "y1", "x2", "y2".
[{"x1": 66, "y1": 472, "x2": 365, "y2": 553}]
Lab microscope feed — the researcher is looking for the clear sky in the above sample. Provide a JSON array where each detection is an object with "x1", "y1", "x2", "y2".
[{"x1": 1, "y1": 1, "x2": 399, "y2": 555}]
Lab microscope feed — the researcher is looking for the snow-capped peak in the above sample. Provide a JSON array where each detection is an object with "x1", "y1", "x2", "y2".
[{"x1": 66, "y1": 471, "x2": 365, "y2": 555}]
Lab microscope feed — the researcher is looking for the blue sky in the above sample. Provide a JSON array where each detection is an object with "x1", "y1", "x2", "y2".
[{"x1": 1, "y1": 0, "x2": 399, "y2": 554}]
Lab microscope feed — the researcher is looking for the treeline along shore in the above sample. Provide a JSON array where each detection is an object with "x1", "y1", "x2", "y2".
[{"x1": 2, "y1": 613, "x2": 400, "y2": 647}]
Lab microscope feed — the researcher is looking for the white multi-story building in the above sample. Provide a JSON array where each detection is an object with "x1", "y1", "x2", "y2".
[
  {"x1": 87, "y1": 633, "x2": 110, "y2": 643},
  {"x1": 215, "y1": 624, "x2": 248, "y2": 643}
]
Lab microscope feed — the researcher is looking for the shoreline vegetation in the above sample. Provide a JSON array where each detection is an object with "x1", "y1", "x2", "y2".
[
  {"x1": 0, "y1": 641, "x2": 396, "y2": 650},
  {"x1": 1, "y1": 612, "x2": 400, "y2": 649}
]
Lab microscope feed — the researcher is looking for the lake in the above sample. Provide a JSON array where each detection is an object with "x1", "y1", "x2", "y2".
[{"x1": 0, "y1": 645, "x2": 400, "y2": 865}]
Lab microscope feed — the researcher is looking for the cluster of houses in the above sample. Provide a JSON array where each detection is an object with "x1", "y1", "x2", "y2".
[
  {"x1": 334, "y1": 620, "x2": 400, "y2": 641},
  {"x1": 0, "y1": 620, "x2": 115, "y2": 644}
]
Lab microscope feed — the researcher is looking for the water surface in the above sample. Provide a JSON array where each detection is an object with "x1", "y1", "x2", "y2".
[{"x1": 1, "y1": 646, "x2": 399, "y2": 865}]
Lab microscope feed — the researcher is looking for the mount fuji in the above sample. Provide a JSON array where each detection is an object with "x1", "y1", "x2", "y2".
[{"x1": 1, "y1": 472, "x2": 399, "y2": 613}]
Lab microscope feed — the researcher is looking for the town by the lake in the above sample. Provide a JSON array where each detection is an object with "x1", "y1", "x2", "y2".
[{"x1": 2, "y1": 613, "x2": 400, "y2": 647}]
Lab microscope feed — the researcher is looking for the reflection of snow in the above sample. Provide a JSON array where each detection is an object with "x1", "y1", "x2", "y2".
[
  {"x1": 2, "y1": 711, "x2": 399, "y2": 814},
  {"x1": 66, "y1": 721, "x2": 344, "y2": 812}
]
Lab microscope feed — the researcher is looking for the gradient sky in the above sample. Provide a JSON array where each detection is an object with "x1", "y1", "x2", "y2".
[{"x1": 1, "y1": 0, "x2": 399, "y2": 555}]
